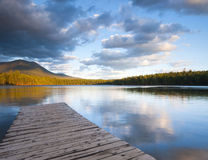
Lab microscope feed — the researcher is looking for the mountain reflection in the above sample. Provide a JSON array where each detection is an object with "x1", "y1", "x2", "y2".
[{"x1": 0, "y1": 86, "x2": 53, "y2": 106}]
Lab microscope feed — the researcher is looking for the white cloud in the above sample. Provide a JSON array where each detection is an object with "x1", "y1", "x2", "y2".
[
  {"x1": 62, "y1": 55, "x2": 78, "y2": 60},
  {"x1": 169, "y1": 35, "x2": 180, "y2": 42}
]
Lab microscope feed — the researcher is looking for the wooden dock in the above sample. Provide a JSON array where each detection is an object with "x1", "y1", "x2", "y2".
[{"x1": 0, "y1": 103, "x2": 156, "y2": 160}]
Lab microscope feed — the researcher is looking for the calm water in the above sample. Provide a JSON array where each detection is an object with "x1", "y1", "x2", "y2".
[{"x1": 0, "y1": 85, "x2": 208, "y2": 160}]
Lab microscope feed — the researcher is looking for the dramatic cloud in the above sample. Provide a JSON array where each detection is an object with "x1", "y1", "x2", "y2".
[
  {"x1": 122, "y1": 18, "x2": 189, "y2": 34},
  {"x1": 0, "y1": 0, "x2": 197, "y2": 78},
  {"x1": 131, "y1": 0, "x2": 208, "y2": 15},
  {"x1": 46, "y1": 0, "x2": 85, "y2": 27},
  {"x1": 81, "y1": 49, "x2": 170, "y2": 70},
  {"x1": 105, "y1": 18, "x2": 189, "y2": 55},
  {"x1": 81, "y1": 17, "x2": 189, "y2": 70},
  {"x1": 65, "y1": 12, "x2": 114, "y2": 43},
  {"x1": 0, "y1": 0, "x2": 114, "y2": 61}
]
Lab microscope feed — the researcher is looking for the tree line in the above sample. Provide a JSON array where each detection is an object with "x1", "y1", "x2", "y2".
[
  {"x1": 0, "y1": 70, "x2": 207, "y2": 86},
  {"x1": 106, "y1": 70, "x2": 208, "y2": 85}
]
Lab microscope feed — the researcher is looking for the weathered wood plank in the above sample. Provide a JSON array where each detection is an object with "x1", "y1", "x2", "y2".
[
  {"x1": 0, "y1": 127, "x2": 102, "y2": 148},
  {"x1": 0, "y1": 103, "x2": 156, "y2": 160}
]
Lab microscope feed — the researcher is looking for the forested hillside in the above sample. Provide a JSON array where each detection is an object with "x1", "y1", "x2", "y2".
[
  {"x1": 0, "y1": 60, "x2": 74, "y2": 78},
  {"x1": 0, "y1": 71, "x2": 108, "y2": 85},
  {"x1": 0, "y1": 70, "x2": 207, "y2": 86}
]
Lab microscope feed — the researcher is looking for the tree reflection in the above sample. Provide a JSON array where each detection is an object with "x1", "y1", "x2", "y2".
[
  {"x1": 126, "y1": 87, "x2": 208, "y2": 99},
  {"x1": 0, "y1": 86, "x2": 53, "y2": 106}
]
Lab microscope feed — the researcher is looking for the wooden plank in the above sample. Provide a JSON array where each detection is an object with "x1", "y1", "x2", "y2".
[
  {"x1": 0, "y1": 103, "x2": 156, "y2": 160},
  {"x1": 0, "y1": 127, "x2": 102, "y2": 148}
]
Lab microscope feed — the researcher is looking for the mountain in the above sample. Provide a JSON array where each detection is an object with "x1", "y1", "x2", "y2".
[{"x1": 0, "y1": 60, "x2": 74, "y2": 78}]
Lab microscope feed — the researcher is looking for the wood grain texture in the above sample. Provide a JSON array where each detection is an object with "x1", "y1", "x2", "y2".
[{"x1": 0, "y1": 103, "x2": 156, "y2": 160}]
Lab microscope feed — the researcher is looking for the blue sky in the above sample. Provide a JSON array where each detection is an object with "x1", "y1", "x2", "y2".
[{"x1": 0, "y1": 0, "x2": 207, "y2": 79}]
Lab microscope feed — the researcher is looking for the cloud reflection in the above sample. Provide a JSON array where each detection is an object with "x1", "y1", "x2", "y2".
[
  {"x1": 101, "y1": 102, "x2": 174, "y2": 145},
  {"x1": 60, "y1": 87, "x2": 175, "y2": 145}
]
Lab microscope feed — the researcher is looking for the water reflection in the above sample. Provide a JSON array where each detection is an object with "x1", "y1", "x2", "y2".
[
  {"x1": 170, "y1": 148, "x2": 208, "y2": 160},
  {"x1": 85, "y1": 100, "x2": 175, "y2": 145},
  {"x1": 0, "y1": 86, "x2": 53, "y2": 106},
  {"x1": 0, "y1": 107, "x2": 19, "y2": 141},
  {"x1": 126, "y1": 87, "x2": 208, "y2": 99},
  {"x1": 0, "y1": 86, "x2": 208, "y2": 160}
]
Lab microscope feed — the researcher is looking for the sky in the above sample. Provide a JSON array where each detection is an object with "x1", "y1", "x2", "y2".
[{"x1": 0, "y1": 0, "x2": 207, "y2": 79}]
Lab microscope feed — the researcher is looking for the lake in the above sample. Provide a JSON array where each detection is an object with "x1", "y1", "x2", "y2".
[{"x1": 0, "y1": 85, "x2": 208, "y2": 160}]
